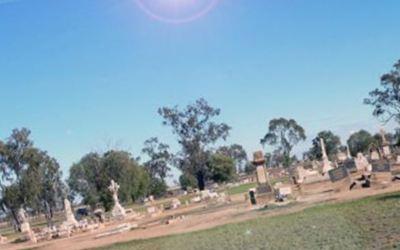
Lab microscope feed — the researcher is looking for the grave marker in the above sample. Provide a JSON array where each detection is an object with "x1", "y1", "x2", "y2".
[
  {"x1": 372, "y1": 162, "x2": 391, "y2": 173},
  {"x1": 328, "y1": 166, "x2": 349, "y2": 183}
]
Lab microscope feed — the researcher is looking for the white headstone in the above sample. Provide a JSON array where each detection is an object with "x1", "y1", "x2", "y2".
[
  {"x1": 256, "y1": 165, "x2": 268, "y2": 184},
  {"x1": 346, "y1": 146, "x2": 352, "y2": 159},
  {"x1": 18, "y1": 208, "x2": 37, "y2": 243},
  {"x1": 371, "y1": 150, "x2": 380, "y2": 161},
  {"x1": 0, "y1": 234, "x2": 6, "y2": 244},
  {"x1": 171, "y1": 198, "x2": 181, "y2": 209},
  {"x1": 356, "y1": 153, "x2": 372, "y2": 172},
  {"x1": 320, "y1": 138, "x2": 334, "y2": 174},
  {"x1": 337, "y1": 152, "x2": 347, "y2": 162},
  {"x1": 63, "y1": 199, "x2": 78, "y2": 228},
  {"x1": 108, "y1": 180, "x2": 126, "y2": 219}
]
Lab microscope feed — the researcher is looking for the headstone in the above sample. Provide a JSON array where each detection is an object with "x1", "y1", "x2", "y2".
[
  {"x1": 190, "y1": 196, "x2": 201, "y2": 203},
  {"x1": 256, "y1": 166, "x2": 268, "y2": 184},
  {"x1": 108, "y1": 180, "x2": 126, "y2": 219},
  {"x1": 371, "y1": 162, "x2": 391, "y2": 173},
  {"x1": 274, "y1": 183, "x2": 292, "y2": 196},
  {"x1": 342, "y1": 159, "x2": 357, "y2": 173},
  {"x1": 371, "y1": 160, "x2": 393, "y2": 185},
  {"x1": 380, "y1": 128, "x2": 392, "y2": 158},
  {"x1": 296, "y1": 165, "x2": 321, "y2": 184},
  {"x1": 355, "y1": 153, "x2": 372, "y2": 172},
  {"x1": 328, "y1": 166, "x2": 349, "y2": 183},
  {"x1": 346, "y1": 146, "x2": 352, "y2": 159},
  {"x1": 321, "y1": 138, "x2": 334, "y2": 174},
  {"x1": 337, "y1": 152, "x2": 347, "y2": 162},
  {"x1": 171, "y1": 198, "x2": 181, "y2": 209},
  {"x1": 63, "y1": 199, "x2": 79, "y2": 228},
  {"x1": 147, "y1": 206, "x2": 157, "y2": 214},
  {"x1": 94, "y1": 209, "x2": 105, "y2": 223},
  {"x1": 252, "y1": 151, "x2": 272, "y2": 193},
  {"x1": 18, "y1": 208, "x2": 37, "y2": 243},
  {"x1": 248, "y1": 189, "x2": 257, "y2": 205},
  {"x1": 0, "y1": 234, "x2": 6, "y2": 244},
  {"x1": 371, "y1": 150, "x2": 380, "y2": 161}
]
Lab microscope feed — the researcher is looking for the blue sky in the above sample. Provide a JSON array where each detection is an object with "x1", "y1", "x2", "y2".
[{"x1": 1, "y1": 0, "x2": 399, "y2": 182}]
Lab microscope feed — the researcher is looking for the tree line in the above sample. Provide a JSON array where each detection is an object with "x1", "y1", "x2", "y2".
[{"x1": 1, "y1": 58, "x2": 399, "y2": 229}]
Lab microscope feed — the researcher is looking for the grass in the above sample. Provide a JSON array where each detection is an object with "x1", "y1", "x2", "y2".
[
  {"x1": 94, "y1": 192, "x2": 400, "y2": 250},
  {"x1": 227, "y1": 182, "x2": 257, "y2": 195}
]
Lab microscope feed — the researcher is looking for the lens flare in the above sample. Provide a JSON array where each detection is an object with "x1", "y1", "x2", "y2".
[{"x1": 135, "y1": 0, "x2": 219, "y2": 24}]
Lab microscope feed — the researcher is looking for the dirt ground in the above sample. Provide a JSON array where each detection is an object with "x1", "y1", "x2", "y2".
[{"x1": 2, "y1": 182, "x2": 400, "y2": 250}]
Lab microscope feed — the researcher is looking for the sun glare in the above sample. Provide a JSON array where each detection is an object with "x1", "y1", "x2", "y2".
[{"x1": 135, "y1": 0, "x2": 219, "y2": 24}]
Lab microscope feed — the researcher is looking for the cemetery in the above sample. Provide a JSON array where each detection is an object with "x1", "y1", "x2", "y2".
[
  {"x1": 1, "y1": 128, "x2": 399, "y2": 250},
  {"x1": 1, "y1": 1, "x2": 400, "y2": 249}
]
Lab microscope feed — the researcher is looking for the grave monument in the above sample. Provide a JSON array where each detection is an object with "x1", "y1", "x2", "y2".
[
  {"x1": 108, "y1": 180, "x2": 126, "y2": 219},
  {"x1": 63, "y1": 199, "x2": 79, "y2": 228},
  {"x1": 18, "y1": 208, "x2": 37, "y2": 243},
  {"x1": 321, "y1": 138, "x2": 334, "y2": 175},
  {"x1": 251, "y1": 151, "x2": 273, "y2": 204},
  {"x1": 380, "y1": 128, "x2": 392, "y2": 158}
]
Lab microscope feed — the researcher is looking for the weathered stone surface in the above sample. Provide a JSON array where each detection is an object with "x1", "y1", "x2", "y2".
[
  {"x1": 355, "y1": 153, "x2": 372, "y2": 173},
  {"x1": 108, "y1": 180, "x2": 126, "y2": 219},
  {"x1": 64, "y1": 199, "x2": 79, "y2": 228},
  {"x1": 18, "y1": 208, "x2": 37, "y2": 243}
]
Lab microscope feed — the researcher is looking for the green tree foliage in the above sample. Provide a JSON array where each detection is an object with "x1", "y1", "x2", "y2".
[
  {"x1": 142, "y1": 137, "x2": 172, "y2": 197},
  {"x1": 216, "y1": 144, "x2": 248, "y2": 173},
  {"x1": 179, "y1": 173, "x2": 198, "y2": 191},
  {"x1": 306, "y1": 131, "x2": 342, "y2": 160},
  {"x1": 261, "y1": 118, "x2": 306, "y2": 167},
  {"x1": 148, "y1": 178, "x2": 168, "y2": 198},
  {"x1": 364, "y1": 59, "x2": 400, "y2": 123},
  {"x1": 68, "y1": 150, "x2": 149, "y2": 211},
  {"x1": 347, "y1": 130, "x2": 376, "y2": 156},
  {"x1": 0, "y1": 128, "x2": 64, "y2": 228},
  {"x1": 244, "y1": 162, "x2": 256, "y2": 174},
  {"x1": 207, "y1": 154, "x2": 236, "y2": 183},
  {"x1": 158, "y1": 98, "x2": 231, "y2": 190},
  {"x1": 142, "y1": 137, "x2": 172, "y2": 181}
]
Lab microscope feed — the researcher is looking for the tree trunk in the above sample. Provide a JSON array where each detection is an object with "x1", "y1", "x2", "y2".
[
  {"x1": 196, "y1": 172, "x2": 205, "y2": 191},
  {"x1": 10, "y1": 208, "x2": 21, "y2": 232},
  {"x1": 45, "y1": 203, "x2": 54, "y2": 228}
]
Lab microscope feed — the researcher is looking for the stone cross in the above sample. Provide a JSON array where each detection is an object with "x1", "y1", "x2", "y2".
[
  {"x1": 108, "y1": 180, "x2": 126, "y2": 219},
  {"x1": 380, "y1": 128, "x2": 388, "y2": 145},
  {"x1": 380, "y1": 128, "x2": 391, "y2": 158}
]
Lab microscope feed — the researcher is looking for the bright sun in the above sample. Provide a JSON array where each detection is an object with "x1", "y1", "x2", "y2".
[{"x1": 135, "y1": 0, "x2": 219, "y2": 24}]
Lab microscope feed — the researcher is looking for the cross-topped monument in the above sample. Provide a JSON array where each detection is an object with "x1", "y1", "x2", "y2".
[
  {"x1": 380, "y1": 128, "x2": 391, "y2": 158},
  {"x1": 108, "y1": 180, "x2": 126, "y2": 219}
]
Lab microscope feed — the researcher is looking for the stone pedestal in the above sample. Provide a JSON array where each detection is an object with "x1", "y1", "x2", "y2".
[{"x1": 252, "y1": 151, "x2": 273, "y2": 202}]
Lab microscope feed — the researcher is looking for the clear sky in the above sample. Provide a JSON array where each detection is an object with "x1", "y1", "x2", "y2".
[{"x1": 1, "y1": 0, "x2": 399, "y2": 182}]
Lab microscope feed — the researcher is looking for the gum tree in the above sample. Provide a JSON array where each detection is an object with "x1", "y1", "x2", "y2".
[{"x1": 158, "y1": 98, "x2": 231, "y2": 190}]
